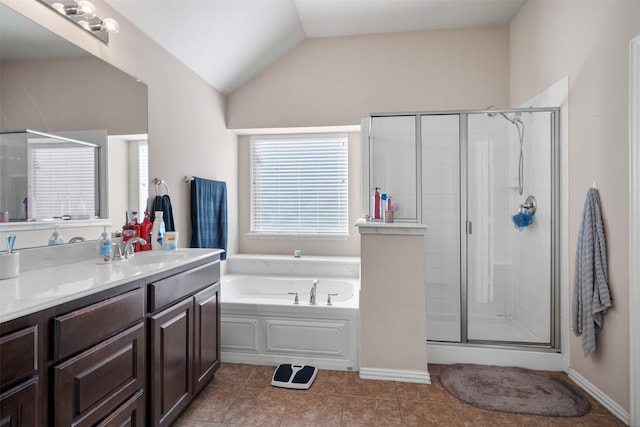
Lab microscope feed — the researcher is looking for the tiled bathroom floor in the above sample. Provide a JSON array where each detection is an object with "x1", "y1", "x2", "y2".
[{"x1": 175, "y1": 363, "x2": 624, "y2": 426}]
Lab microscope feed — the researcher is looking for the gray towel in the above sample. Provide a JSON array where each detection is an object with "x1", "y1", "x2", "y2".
[{"x1": 572, "y1": 187, "x2": 611, "y2": 356}]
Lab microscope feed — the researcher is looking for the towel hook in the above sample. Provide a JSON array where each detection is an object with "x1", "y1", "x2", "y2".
[{"x1": 155, "y1": 178, "x2": 169, "y2": 196}]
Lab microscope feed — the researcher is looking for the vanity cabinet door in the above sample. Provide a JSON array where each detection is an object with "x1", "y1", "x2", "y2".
[
  {"x1": 53, "y1": 323, "x2": 144, "y2": 427},
  {"x1": 149, "y1": 297, "x2": 194, "y2": 427},
  {"x1": 193, "y1": 282, "x2": 220, "y2": 393},
  {"x1": 0, "y1": 378, "x2": 37, "y2": 427}
]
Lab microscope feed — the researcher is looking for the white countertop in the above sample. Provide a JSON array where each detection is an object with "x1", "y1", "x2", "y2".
[
  {"x1": 354, "y1": 218, "x2": 428, "y2": 235},
  {"x1": 0, "y1": 248, "x2": 223, "y2": 323}
]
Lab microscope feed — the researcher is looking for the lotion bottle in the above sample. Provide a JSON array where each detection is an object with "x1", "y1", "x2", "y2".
[
  {"x1": 96, "y1": 226, "x2": 112, "y2": 264},
  {"x1": 151, "y1": 211, "x2": 165, "y2": 250}
]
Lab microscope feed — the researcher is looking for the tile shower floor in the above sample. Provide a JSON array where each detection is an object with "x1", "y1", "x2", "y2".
[{"x1": 175, "y1": 363, "x2": 624, "y2": 426}]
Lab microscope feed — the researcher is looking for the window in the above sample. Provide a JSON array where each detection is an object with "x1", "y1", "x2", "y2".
[
  {"x1": 250, "y1": 133, "x2": 348, "y2": 237},
  {"x1": 29, "y1": 144, "x2": 97, "y2": 219}
]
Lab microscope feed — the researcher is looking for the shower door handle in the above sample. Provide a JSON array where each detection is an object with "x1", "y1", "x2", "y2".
[{"x1": 466, "y1": 220, "x2": 473, "y2": 235}]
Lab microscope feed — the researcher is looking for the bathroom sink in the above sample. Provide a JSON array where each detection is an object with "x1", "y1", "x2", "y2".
[{"x1": 117, "y1": 251, "x2": 189, "y2": 266}]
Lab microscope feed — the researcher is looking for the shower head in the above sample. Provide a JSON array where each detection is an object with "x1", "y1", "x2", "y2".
[{"x1": 485, "y1": 106, "x2": 522, "y2": 126}]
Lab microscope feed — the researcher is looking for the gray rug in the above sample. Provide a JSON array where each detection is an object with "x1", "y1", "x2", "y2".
[{"x1": 440, "y1": 364, "x2": 590, "y2": 417}]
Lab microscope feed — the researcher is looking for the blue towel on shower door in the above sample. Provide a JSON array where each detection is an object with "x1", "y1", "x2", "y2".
[{"x1": 190, "y1": 177, "x2": 227, "y2": 260}]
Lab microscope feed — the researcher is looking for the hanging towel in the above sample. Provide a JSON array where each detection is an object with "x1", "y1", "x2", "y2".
[
  {"x1": 572, "y1": 187, "x2": 611, "y2": 357},
  {"x1": 150, "y1": 195, "x2": 175, "y2": 231},
  {"x1": 190, "y1": 177, "x2": 227, "y2": 260}
]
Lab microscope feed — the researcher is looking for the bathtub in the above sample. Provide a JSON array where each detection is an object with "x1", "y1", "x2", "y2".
[{"x1": 220, "y1": 273, "x2": 360, "y2": 371}]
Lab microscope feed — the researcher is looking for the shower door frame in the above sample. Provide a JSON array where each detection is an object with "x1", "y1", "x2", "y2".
[
  {"x1": 368, "y1": 107, "x2": 561, "y2": 350},
  {"x1": 458, "y1": 108, "x2": 561, "y2": 349}
]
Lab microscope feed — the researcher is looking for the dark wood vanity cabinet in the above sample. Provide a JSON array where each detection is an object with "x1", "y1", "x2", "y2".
[
  {"x1": 0, "y1": 254, "x2": 221, "y2": 427},
  {"x1": 0, "y1": 323, "x2": 40, "y2": 427},
  {"x1": 147, "y1": 261, "x2": 221, "y2": 427}
]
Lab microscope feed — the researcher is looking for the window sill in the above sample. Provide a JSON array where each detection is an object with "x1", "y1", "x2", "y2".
[{"x1": 247, "y1": 232, "x2": 351, "y2": 240}]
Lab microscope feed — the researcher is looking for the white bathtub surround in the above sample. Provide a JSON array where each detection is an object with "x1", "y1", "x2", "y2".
[
  {"x1": 224, "y1": 254, "x2": 360, "y2": 278},
  {"x1": 220, "y1": 256, "x2": 360, "y2": 371},
  {"x1": 357, "y1": 221, "x2": 430, "y2": 383}
]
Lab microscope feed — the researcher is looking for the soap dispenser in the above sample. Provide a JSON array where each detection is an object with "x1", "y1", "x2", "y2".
[
  {"x1": 96, "y1": 226, "x2": 112, "y2": 264},
  {"x1": 47, "y1": 226, "x2": 64, "y2": 245}
]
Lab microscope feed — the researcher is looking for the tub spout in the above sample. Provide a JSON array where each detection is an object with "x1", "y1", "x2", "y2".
[{"x1": 310, "y1": 279, "x2": 318, "y2": 305}]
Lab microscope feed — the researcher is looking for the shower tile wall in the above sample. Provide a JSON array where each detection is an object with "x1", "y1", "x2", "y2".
[
  {"x1": 370, "y1": 116, "x2": 417, "y2": 220},
  {"x1": 422, "y1": 115, "x2": 461, "y2": 341},
  {"x1": 467, "y1": 116, "x2": 513, "y2": 327}
]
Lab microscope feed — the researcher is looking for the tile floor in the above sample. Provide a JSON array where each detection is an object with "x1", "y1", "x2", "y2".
[{"x1": 175, "y1": 363, "x2": 624, "y2": 426}]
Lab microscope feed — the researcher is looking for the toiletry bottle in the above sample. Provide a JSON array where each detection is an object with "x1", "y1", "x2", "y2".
[
  {"x1": 380, "y1": 193, "x2": 387, "y2": 216},
  {"x1": 139, "y1": 211, "x2": 152, "y2": 251},
  {"x1": 372, "y1": 187, "x2": 381, "y2": 219},
  {"x1": 151, "y1": 211, "x2": 165, "y2": 250},
  {"x1": 96, "y1": 226, "x2": 112, "y2": 264},
  {"x1": 47, "y1": 227, "x2": 64, "y2": 245}
]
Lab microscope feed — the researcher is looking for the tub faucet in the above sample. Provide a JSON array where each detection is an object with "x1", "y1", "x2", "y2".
[{"x1": 310, "y1": 279, "x2": 318, "y2": 305}]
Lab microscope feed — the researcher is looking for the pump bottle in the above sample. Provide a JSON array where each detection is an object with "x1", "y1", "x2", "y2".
[{"x1": 96, "y1": 226, "x2": 112, "y2": 264}]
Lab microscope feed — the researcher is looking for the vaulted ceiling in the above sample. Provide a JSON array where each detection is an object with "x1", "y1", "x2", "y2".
[{"x1": 105, "y1": 0, "x2": 526, "y2": 95}]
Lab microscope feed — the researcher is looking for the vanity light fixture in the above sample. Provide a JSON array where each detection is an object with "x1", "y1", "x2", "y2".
[{"x1": 38, "y1": 0, "x2": 119, "y2": 44}]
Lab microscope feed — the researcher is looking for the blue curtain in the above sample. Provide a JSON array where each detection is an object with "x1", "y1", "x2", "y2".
[{"x1": 190, "y1": 177, "x2": 227, "y2": 260}]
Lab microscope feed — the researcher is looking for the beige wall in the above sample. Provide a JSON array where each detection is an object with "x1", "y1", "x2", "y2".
[
  {"x1": 1, "y1": 0, "x2": 238, "y2": 255},
  {"x1": 230, "y1": 26, "x2": 510, "y2": 255},
  {"x1": 511, "y1": 0, "x2": 640, "y2": 411},
  {"x1": 1, "y1": 56, "x2": 147, "y2": 135},
  {"x1": 227, "y1": 26, "x2": 511, "y2": 129},
  {"x1": 360, "y1": 232, "x2": 427, "y2": 373}
]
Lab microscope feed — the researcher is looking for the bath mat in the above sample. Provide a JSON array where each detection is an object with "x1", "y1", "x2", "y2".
[
  {"x1": 440, "y1": 364, "x2": 589, "y2": 417},
  {"x1": 271, "y1": 364, "x2": 318, "y2": 390}
]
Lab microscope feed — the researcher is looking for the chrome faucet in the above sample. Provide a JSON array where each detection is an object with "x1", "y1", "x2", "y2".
[
  {"x1": 123, "y1": 237, "x2": 147, "y2": 259},
  {"x1": 310, "y1": 279, "x2": 318, "y2": 305}
]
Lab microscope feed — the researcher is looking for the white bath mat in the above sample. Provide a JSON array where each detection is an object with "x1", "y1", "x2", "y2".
[{"x1": 271, "y1": 364, "x2": 318, "y2": 390}]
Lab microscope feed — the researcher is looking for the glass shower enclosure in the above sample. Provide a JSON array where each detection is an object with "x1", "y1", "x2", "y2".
[{"x1": 365, "y1": 108, "x2": 560, "y2": 348}]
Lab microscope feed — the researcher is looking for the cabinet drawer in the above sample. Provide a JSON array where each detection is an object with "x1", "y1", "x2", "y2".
[
  {"x1": 0, "y1": 325, "x2": 38, "y2": 390},
  {"x1": 96, "y1": 390, "x2": 144, "y2": 427},
  {"x1": 54, "y1": 288, "x2": 144, "y2": 360},
  {"x1": 148, "y1": 261, "x2": 219, "y2": 313},
  {"x1": 0, "y1": 377, "x2": 38, "y2": 427},
  {"x1": 54, "y1": 323, "x2": 144, "y2": 427}
]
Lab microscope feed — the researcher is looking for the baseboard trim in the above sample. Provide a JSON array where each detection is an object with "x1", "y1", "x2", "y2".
[
  {"x1": 567, "y1": 368, "x2": 630, "y2": 425},
  {"x1": 359, "y1": 367, "x2": 431, "y2": 384}
]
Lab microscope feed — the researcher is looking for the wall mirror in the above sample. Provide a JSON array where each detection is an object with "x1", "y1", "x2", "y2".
[{"x1": 0, "y1": 3, "x2": 148, "y2": 247}]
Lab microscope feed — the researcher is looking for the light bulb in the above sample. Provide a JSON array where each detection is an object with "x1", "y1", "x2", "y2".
[
  {"x1": 76, "y1": 1, "x2": 97, "y2": 19},
  {"x1": 101, "y1": 18, "x2": 120, "y2": 33}
]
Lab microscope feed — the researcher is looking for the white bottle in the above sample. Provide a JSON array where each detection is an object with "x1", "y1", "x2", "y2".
[
  {"x1": 151, "y1": 211, "x2": 165, "y2": 250},
  {"x1": 96, "y1": 226, "x2": 112, "y2": 264}
]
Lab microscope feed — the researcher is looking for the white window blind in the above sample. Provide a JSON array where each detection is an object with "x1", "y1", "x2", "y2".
[
  {"x1": 250, "y1": 134, "x2": 348, "y2": 236},
  {"x1": 29, "y1": 145, "x2": 97, "y2": 219}
]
